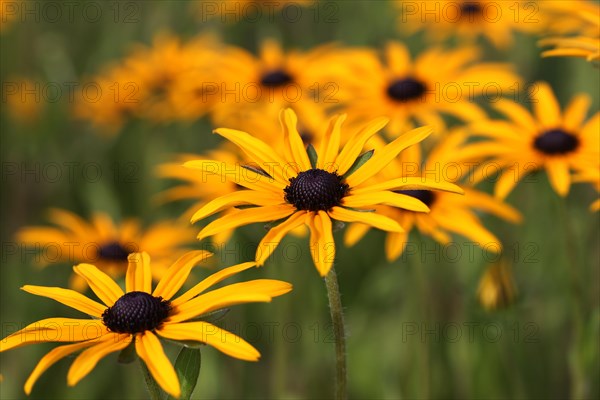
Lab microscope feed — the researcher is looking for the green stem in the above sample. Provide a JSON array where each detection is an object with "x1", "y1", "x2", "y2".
[
  {"x1": 556, "y1": 198, "x2": 588, "y2": 399},
  {"x1": 324, "y1": 266, "x2": 348, "y2": 400},
  {"x1": 139, "y1": 358, "x2": 164, "y2": 400}
]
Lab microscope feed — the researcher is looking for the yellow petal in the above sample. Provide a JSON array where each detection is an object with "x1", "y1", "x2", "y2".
[
  {"x1": 73, "y1": 263, "x2": 124, "y2": 307},
  {"x1": 158, "y1": 321, "x2": 260, "y2": 361},
  {"x1": 153, "y1": 250, "x2": 213, "y2": 300},
  {"x1": 197, "y1": 204, "x2": 295, "y2": 241},
  {"x1": 385, "y1": 41, "x2": 411, "y2": 75},
  {"x1": 318, "y1": 114, "x2": 346, "y2": 171},
  {"x1": 335, "y1": 116, "x2": 389, "y2": 176},
  {"x1": 495, "y1": 167, "x2": 525, "y2": 200},
  {"x1": 343, "y1": 191, "x2": 430, "y2": 212},
  {"x1": 562, "y1": 94, "x2": 591, "y2": 131},
  {"x1": 169, "y1": 280, "x2": 292, "y2": 323},
  {"x1": 172, "y1": 261, "x2": 257, "y2": 306},
  {"x1": 346, "y1": 126, "x2": 432, "y2": 187},
  {"x1": 532, "y1": 81, "x2": 561, "y2": 128},
  {"x1": 352, "y1": 177, "x2": 464, "y2": 195},
  {"x1": 190, "y1": 190, "x2": 282, "y2": 223},
  {"x1": 343, "y1": 223, "x2": 371, "y2": 247},
  {"x1": 1, "y1": 318, "x2": 106, "y2": 352},
  {"x1": 281, "y1": 109, "x2": 311, "y2": 171},
  {"x1": 25, "y1": 341, "x2": 98, "y2": 395},
  {"x1": 493, "y1": 99, "x2": 538, "y2": 133},
  {"x1": 546, "y1": 159, "x2": 571, "y2": 196},
  {"x1": 255, "y1": 211, "x2": 307, "y2": 266},
  {"x1": 183, "y1": 159, "x2": 283, "y2": 192},
  {"x1": 136, "y1": 331, "x2": 180, "y2": 398},
  {"x1": 125, "y1": 252, "x2": 152, "y2": 294},
  {"x1": 308, "y1": 211, "x2": 335, "y2": 276},
  {"x1": 21, "y1": 285, "x2": 105, "y2": 318},
  {"x1": 385, "y1": 231, "x2": 409, "y2": 262},
  {"x1": 67, "y1": 333, "x2": 131, "y2": 386},
  {"x1": 329, "y1": 207, "x2": 404, "y2": 232}
]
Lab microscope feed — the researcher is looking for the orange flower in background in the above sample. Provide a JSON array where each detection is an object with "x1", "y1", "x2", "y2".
[
  {"x1": 16, "y1": 209, "x2": 197, "y2": 289},
  {"x1": 3, "y1": 76, "x2": 44, "y2": 125},
  {"x1": 394, "y1": 0, "x2": 543, "y2": 49},
  {"x1": 344, "y1": 131, "x2": 522, "y2": 261},
  {"x1": 331, "y1": 42, "x2": 522, "y2": 135},
  {"x1": 461, "y1": 81, "x2": 599, "y2": 199}
]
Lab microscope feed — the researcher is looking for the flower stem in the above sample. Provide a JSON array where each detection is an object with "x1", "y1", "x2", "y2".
[
  {"x1": 139, "y1": 358, "x2": 165, "y2": 400},
  {"x1": 324, "y1": 266, "x2": 348, "y2": 400}
]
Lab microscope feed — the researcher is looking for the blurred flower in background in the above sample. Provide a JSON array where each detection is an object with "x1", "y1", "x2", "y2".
[
  {"x1": 3, "y1": 76, "x2": 45, "y2": 125},
  {"x1": 477, "y1": 259, "x2": 518, "y2": 310},
  {"x1": 16, "y1": 208, "x2": 197, "y2": 289}
]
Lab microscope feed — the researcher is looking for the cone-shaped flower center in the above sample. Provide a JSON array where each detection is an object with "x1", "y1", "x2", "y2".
[
  {"x1": 533, "y1": 129, "x2": 579, "y2": 155},
  {"x1": 386, "y1": 78, "x2": 427, "y2": 102},
  {"x1": 98, "y1": 241, "x2": 133, "y2": 262},
  {"x1": 397, "y1": 189, "x2": 436, "y2": 208},
  {"x1": 261, "y1": 70, "x2": 294, "y2": 87},
  {"x1": 284, "y1": 169, "x2": 349, "y2": 211},
  {"x1": 102, "y1": 291, "x2": 171, "y2": 334}
]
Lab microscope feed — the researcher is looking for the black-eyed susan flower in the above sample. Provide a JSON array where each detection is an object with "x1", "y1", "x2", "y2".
[
  {"x1": 344, "y1": 131, "x2": 522, "y2": 261},
  {"x1": 332, "y1": 41, "x2": 522, "y2": 135},
  {"x1": 477, "y1": 260, "x2": 517, "y2": 311},
  {"x1": 16, "y1": 209, "x2": 196, "y2": 289},
  {"x1": 184, "y1": 109, "x2": 463, "y2": 276},
  {"x1": 462, "y1": 81, "x2": 599, "y2": 199},
  {"x1": 539, "y1": 7, "x2": 600, "y2": 62},
  {"x1": 394, "y1": 0, "x2": 543, "y2": 49},
  {"x1": 209, "y1": 39, "x2": 337, "y2": 128},
  {"x1": 0, "y1": 251, "x2": 292, "y2": 397}
]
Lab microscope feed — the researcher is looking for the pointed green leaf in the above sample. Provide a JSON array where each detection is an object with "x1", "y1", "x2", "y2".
[
  {"x1": 341, "y1": 149, "x2": 374, "y2": 178},
  {"x1": 166, "y1": 347, "x2": 202, "y2": 400},
  {"x1": 193, "y1": 308, "x2": 230, "y2": 324},
  {"x1": 307, "y1": 144, "x2": 319, "y2": 169},
  {"x1": 117, "y1": 341, "x2": 137, "y2": 364}
]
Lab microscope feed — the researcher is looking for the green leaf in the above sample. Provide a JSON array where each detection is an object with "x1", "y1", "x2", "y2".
[
  {"x1": 307, "y1": 144, "x2": 319, "y2": 169},
  {"x1": 193, "y1": 308, "x2": 230, "y2": 324},
  {"x1": 117, "y1": 341, "x2": 137, "y2": 364},
  {"x1": 166, "y1": 347, "x2": 201, "y2": 400},
  {"x1": 242, "y1": 164, "x2": 272, "y2": 178},
  {"x1": 342, "y1": 149, "x2": 374, "y2": 178}
]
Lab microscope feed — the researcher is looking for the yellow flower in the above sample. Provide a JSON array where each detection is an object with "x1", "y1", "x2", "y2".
[
  {"x1": 184, "y1": 109, "x2": 463, "y2": 276},
  {"x1": 3, "y1": 77, "x2": 44, "y2": 125},
  {"x1": 0, "y1": 251, "x2": 292, "y2": 397},
  {"x1": 477, "y1": 260, "x2": 517, "y2": 311},
  {"x1": 344, "y1": 131, "x2": 522, "y2": 261},
  {"x1": 16, "y1": 209, "x2": 196, "y2": 290},
  {"x1": 332, "y1": 41, "x2": 522, "y2": 135},
  {"x1": 394, "y1": 0, "x2": 543, "y2": 49},
  {"x1": 462, "y1": 81, "x2": 600, "y2": 199},
  {"x1": 539, "y1": 7, "x2": 600, "y2": 62},
  {"x1": 209, "y1": 39, "x2": 337, "y2": 127}
]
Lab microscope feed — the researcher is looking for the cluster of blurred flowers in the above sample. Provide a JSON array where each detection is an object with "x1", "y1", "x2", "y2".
[{"x1": 2, "y1": 0, "x2": 600, "y2": 397}]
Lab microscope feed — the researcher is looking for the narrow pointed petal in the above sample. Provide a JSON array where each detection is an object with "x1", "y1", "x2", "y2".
[
  {"x1": 20, "y1": 286, "x2": 105, "y2": 318},
  {"x1": 335, "y1": 116, "x2": 389, "y2": 176},
  {"x1": 352, "y1": 177, "x2": 464, "y2": 195},
  {"x1": 532, "y1": 82, "x2": 561, "y2": 128},
  {"x1": 190, "y1": 190, "x2": 282, "y2": 223},
  {"x1": 125, "y1": 252, "x2": 152, "y2": 294},
  {"x1": 546, "y1": 159, "x2": 571, "y2": 196},
  {"x1": 563, "y1": 94, "x2": 591, "y2": 131},
  {"x1": 197, "y1": 205, "x2": 295, "y2": 241},
  {"x1": 136, "y1": 331, "x2": 180, "y2": 398},
  {"x1": 308, "y1": 211, "x2": 335, "y2": 276},
  {"x1": 319, "y1": 114, "x2": 346, "y2": 171},
  {"x1": 158, "y1": 321, "x2": 260, "y2": 361},
  {"x1": 183, "y1": 160, "x2": 284, "y2": 192},
  {"x1": 346, "y1": 126, "x2": 432, "y2": 187},
  {"x1": 255, "y1": 211, "x2": 307, "y2": 266},
  {"x1": 153, "y1": 250, "x2": 213, "y2": 300},
  {"x1": 329, "y1": 207, "x2": 404, "y2": 232},
  {"x1": 25, "y1": 340, "x2": 99, "y2": 394},
  {"x1": 171, "y1": 261, "x2": 257, "y2": 306},
  {"x1": 67, "y1": 333, "x2": 131, "y2": 386},
  {"x1": 281, "y1": 109, "x2": 311, "y2": 171},
  {"x1": 73, "y1": 263, "x2": 124, "y2": 307},
  {"x1": 343, "y1": 192, "x2": 430, "y2": 212}
]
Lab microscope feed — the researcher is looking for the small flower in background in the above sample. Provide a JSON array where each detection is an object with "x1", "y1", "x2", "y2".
[
  {"x1": 16, "y1": 208, "x2": 197, "y2": 289},
  {"x1": 393, "y1": 0, "x2": 543, "y2": 49},
  {"x1": 539, "y1": 6, "x2": 600, "y2": 62},
  {"x1": 344, "y1": 130, "x2": 522, "y2": 261},
  {"x1": 331, "y1": 41, "x2": 522, "y2": 135},
  {"x1": 185, "y1": 109, "x2": 463, "y2": 276},
  {"x1": 462, "y1": 81, "x2": 599, "y2": 199},
  {"x1": 3, "y1": 77, "x2": 44, "y2": 125},
  {"x1": 0, "y1": 0, "x2": 20, "y2": 33},
  {"x1": 0, "y1": 251, "x2": 292, "y2": 397},
  {"x1": 477, "y1": 260, "x2": 518, "y2": 311},
  {"x1": 573, "y1": 168, "x2": 600, "y2": 212},
  {"x1": 209, "y1": 39, "x2": 340, "y2": 129},
  {"x1": 191, "y1": 0, "x2": 316, "y2": 24}
]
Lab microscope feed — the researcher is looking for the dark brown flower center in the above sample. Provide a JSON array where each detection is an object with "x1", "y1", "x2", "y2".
[
  {"x1": 102, "y1": 291, "x2": 171, "y2": 334},
  {"x1": 533, "y1": 129, "x2": 579, "y2": 155},
  {"x1": 98, "y1": 241, "x2": 134, "y2": 262},
  {"x1": 397, "y1": 189, "x2": 436, "y2": 208},
  {"x1": 461, "y1": 2, "x2": 482, "y2": 16},
  {"x1": 260, "y1": 70, "x2": 294, "y2": 87},
  {"x1": 284, "y1": 169, "x2": 349, "y2": 211},
  {"x1": 386, "y1": 78, "x2": 427, "y2": 102}
]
